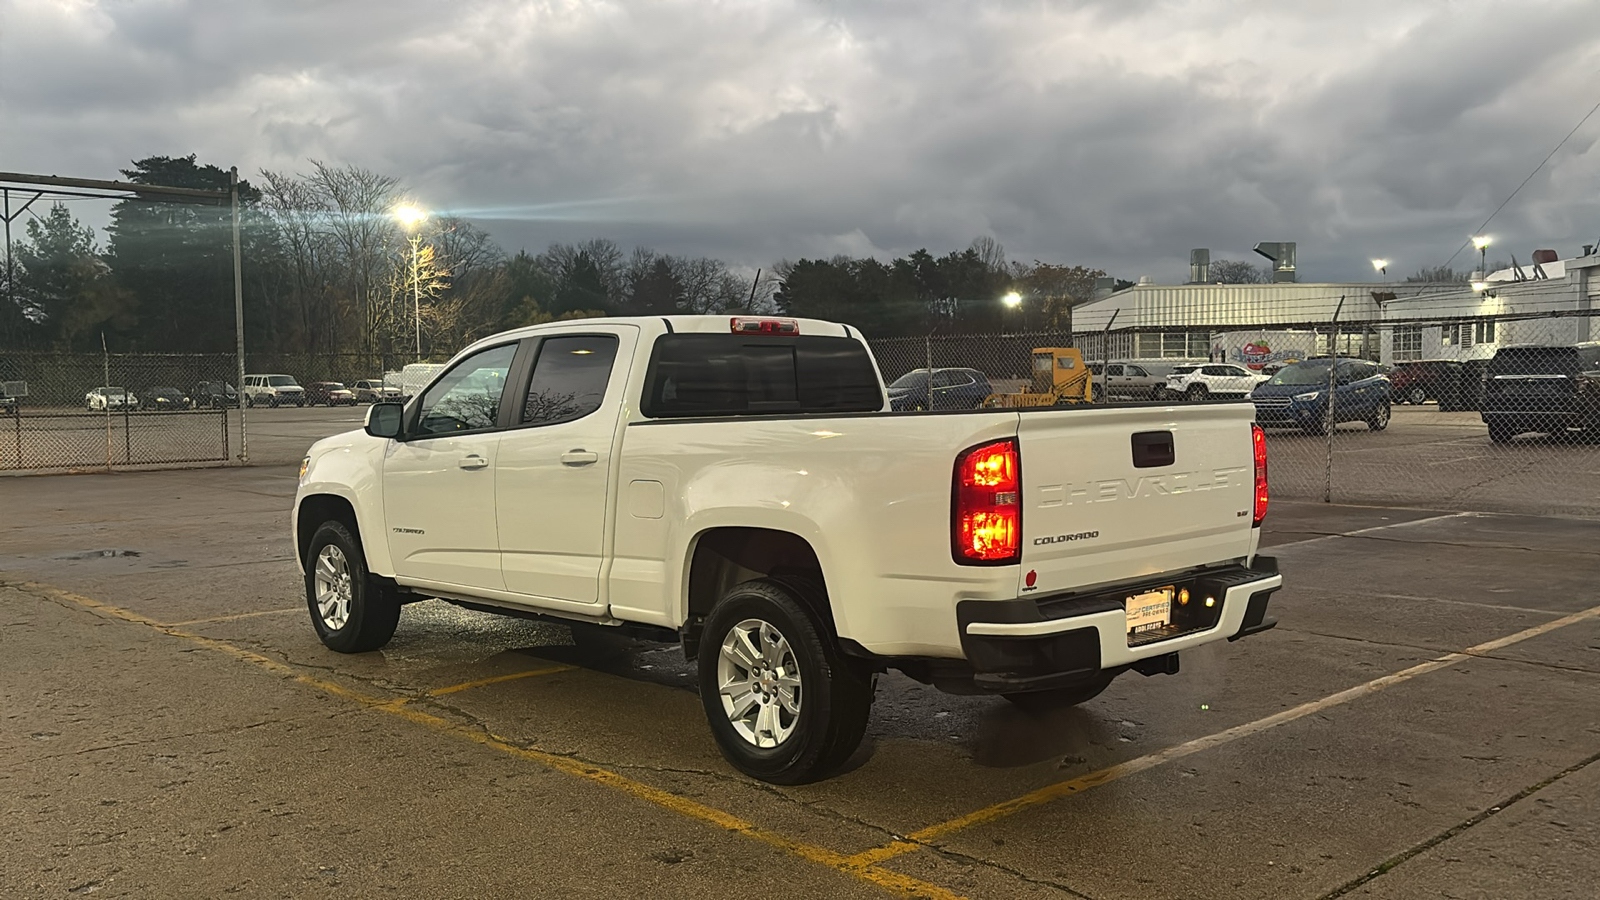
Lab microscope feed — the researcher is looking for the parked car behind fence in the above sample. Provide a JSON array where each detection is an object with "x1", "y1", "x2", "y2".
[
  {"x1": 1251, "y1": 358, "x2": 1391, "y2": 434},
  {"x1": 304, "y1": 382, "x2": 358, "y2": 407},
  {"x1": 1481, "y1": 343, "x2": 1600, "y2": 443},
  {"x1": 887, "y1": 367, "x2": 993, "y2": 410}
]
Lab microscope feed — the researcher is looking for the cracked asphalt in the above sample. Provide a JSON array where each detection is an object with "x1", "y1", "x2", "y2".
[{"x1": 4, "y1": 466, "x2": 1600, "y2": 899}]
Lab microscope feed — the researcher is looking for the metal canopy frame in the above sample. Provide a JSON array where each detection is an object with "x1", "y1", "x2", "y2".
[{"x1": 0, "y1": 170, "x2": 251, "y2": 461}]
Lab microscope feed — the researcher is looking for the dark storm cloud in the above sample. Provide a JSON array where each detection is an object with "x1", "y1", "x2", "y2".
[{"x1": 2, "y1": 0, "x2": 1597, "y2": 281}]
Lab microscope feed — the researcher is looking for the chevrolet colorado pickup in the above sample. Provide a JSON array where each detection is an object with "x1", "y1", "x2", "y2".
[{"x1": 294, "y1": 315, "x2": 1282, "y2": 783}]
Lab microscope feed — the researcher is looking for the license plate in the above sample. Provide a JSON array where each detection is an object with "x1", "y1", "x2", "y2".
[{"x1": 1126, "y1": 586, "x2": 1173, "y2": 638}]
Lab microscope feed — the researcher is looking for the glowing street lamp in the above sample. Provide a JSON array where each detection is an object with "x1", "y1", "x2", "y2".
[
  {"x1": 1370, "y1": 259, "x2": 1388, "y2": 276},
  {"x1": 1002, "y1": 291, "x2": 1022, "y2": 308},
  {"x1": 393, "y1": 205, "x2": 429, "y2": 360},
  {"x1": 1472, "y1": 235, "x2": 1492, "y2": 276}
]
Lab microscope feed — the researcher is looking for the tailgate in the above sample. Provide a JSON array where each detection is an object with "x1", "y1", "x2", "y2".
[{"x1": 1016, "y1": 404, "x2": 1258, "y2": 597}]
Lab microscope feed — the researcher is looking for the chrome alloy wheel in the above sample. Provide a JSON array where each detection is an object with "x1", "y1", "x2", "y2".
[
  {"x1": 313, "y1": 544, "x2": 354, "y2": 631},
  {"x1": 717, "y1": 618, "x2": 802, "y2": 748}
]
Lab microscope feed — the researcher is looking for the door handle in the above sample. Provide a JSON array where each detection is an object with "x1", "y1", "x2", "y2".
[
  {"x1": 459, "y1": 455, "x2": 490, "y2": 470},
  {"x1": 561, "y1": 450, "x2": 599, "y2": 467}
]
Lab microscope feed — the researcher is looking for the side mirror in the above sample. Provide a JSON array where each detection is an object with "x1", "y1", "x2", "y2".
[{"x1": 365, "y1": 402, "x2": 405, "y2": 440}]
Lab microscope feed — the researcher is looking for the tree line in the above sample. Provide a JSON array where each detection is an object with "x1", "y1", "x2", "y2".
[{"x1": 2, "y1": 153, "x2": 1163, "y2": 356}]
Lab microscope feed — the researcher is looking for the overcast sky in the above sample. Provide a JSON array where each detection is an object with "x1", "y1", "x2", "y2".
[{"x1": 2, "y1": 0, "x2": 1598, "y2": 282}]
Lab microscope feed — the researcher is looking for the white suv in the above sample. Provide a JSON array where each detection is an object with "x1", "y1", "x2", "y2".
[
  {"x1": 1166, "y1": 363, "x2": 1268, "y2": 401},
  {"x1": 243, "y1": 374, "x2": 306, "y2": 408}
]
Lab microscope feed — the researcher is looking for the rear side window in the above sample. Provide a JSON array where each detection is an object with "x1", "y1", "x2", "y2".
[
  {"x1": 642, "y1": 334, "x2": 882, "y2": 418},
  {"x1": 1491, "y1": 347, "x2": 1583, "y2": 376},
  {"x1": 523, "y1": 335, "x2": 619, "y2": 425}
]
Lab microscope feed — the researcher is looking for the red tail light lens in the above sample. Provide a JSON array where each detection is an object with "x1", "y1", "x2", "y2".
[
  {"x1": 730, "y1": 317, "x2": 800, "y2": 335},
  {"x1": 953, "y1": 439, "x2": 1021, "y2": 564},
  {"x1": 1252, "y1": 424, "x2": 1269, "y2": 527}
]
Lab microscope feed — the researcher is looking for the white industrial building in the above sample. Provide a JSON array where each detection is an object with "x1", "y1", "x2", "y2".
[
  {"x1": 1377, "y1": 253, "x2": 1600, "y2": 363},
  {"x1": 1068, "y1": 245, "x2": 1600, "y2": 365}
]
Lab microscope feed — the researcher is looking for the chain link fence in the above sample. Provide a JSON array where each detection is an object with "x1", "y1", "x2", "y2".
[
  {"x1": 869, "y1": 310, "x2": 1600, "y2": 518},
  {"x1": 0, "y1": 353, "x2": 238, "y2": 472},
  {"x1": 8, "y1": 314, "x2": 1599, "y2": 519}
]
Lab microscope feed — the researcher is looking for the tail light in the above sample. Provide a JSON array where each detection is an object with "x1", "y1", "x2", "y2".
[
  {"x1": 953, "y1": 439, "x2": 1021, "y2": 564},
  {"x1": 1252, "y1": 424, "x2": 1269, "y2": 527},
  {"x1": 731, "y1": 317, "x2": 800, "y2": 335}
]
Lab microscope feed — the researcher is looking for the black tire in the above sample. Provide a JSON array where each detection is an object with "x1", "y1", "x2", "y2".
[
  {"x1": 304, "y1": 519, "x2": 400, "y2": 653},
  {"x1": 1406, "y1": 386, "x2": 1427, "y2": 405},
  {"x1": 1186, "y1": 385, "x2": 1209, "y2": 402},
  {"x1": 1487, "y1": 421, "x2": 1518, "y2": 444},
  {"x1": 696, "y1": 579, "x2": 875, "y2": 784},
  {"x1": 1303, "y1": 416, "x2": 1328, "y2": 436},
  {"x1": 1003, "y1": 673, "x2": 1117, "y2": 711},
  {"x1": 1091, "y1": 384, "x2": 1104, "y2": 403},
  {"x1": 1367, "y1": 402, "x2": 1391, "y2": 432}
]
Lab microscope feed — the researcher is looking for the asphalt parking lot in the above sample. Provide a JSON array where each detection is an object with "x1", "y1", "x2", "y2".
[{"x1": 3, "y1": 466, "x2": 1598, "y2": 899}]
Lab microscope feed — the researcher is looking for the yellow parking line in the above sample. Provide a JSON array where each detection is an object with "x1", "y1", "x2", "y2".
[
  {"x1": 167, "y1": 607, "x2": 303, "y2": 626},
  {"x1": 844, "y1": 602, "x2": 1600, "y2": 869},
  {"x1": 427, "y1": 666, "x2": 576, "y2": 696},
  {"x1": 23, "y1": 581, "x2": 964, "y2": 900}
]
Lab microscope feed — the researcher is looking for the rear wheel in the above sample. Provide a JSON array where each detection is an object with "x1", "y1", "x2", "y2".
[
  {"x1": 304, "y1": 520, "x2": 400, "y2": 653},
  {"x1": 696, "y1": 579, "x2": 875, "y2": 784},
  {"x1": 1487, "y1": 420, "x2": 1518, "y2": 444},
  {"x1": 1091, "y1": 384, "x2": 1104, "y2": 403},
  {"x1": 1004, "y1": 673, "x2": 1116, "y2": 711}
]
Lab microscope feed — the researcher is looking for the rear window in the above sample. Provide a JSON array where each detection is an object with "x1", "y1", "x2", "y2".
[
  {"x1": 1490, "y1": 347, "x2": 1584, "y2": 376},
  {"x1": 642, "y1": 335, "x2": 882, "y2": 418}
]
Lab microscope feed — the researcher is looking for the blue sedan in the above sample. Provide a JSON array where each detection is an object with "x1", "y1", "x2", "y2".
[{"x1": 1252, "y1": 359, "x2": 1390, "y2": 434}]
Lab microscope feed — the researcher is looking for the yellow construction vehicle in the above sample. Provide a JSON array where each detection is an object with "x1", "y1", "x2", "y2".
[{"x1": 983, "y1": 347, "x2": 1092, "y2": 408}]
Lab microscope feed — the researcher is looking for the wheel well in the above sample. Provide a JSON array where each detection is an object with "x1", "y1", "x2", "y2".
[
  {"x1": 683, "y1": 527, "x2": 831, "y2": 654},
  {"x1": 297, "y1": 494, "x2": 359, "y2": 568}
]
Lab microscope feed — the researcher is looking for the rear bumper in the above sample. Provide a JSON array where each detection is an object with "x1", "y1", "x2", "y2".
[{"x1": 953, "y1": 559, "x2": 1282, "y2": 693}]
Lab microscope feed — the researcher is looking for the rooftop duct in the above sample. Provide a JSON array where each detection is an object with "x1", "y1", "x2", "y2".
[
  {"x1": 1189, "y1": 249, "x2": 1211, "y2": 284},
  {"x1": 1252, "y1": 242, "x2": 1297, "y2": 283}
]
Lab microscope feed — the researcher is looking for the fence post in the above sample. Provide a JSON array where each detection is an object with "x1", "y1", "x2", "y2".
[{"x1": 1324, "y1": 296, "x2": 1345, "y2": 504}]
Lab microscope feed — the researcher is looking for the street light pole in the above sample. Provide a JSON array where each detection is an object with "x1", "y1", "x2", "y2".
[
  {"x1": 411, "y1": 233, "x2": 421, "y2": 361},
  {"x1": 393, "y1": 204, "x2": 428, "y2": 363}
]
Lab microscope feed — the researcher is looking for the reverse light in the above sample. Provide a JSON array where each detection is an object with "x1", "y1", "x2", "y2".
[
  {"x1": 731, "y1": 317, "x2": 800, "y2": 335},
  {"x1": 1252, "y1": 424, "x2": 1269, "y2": 527},
  {"x1": 953, "y1": 439, "x2": 1021, "y2": 564}
]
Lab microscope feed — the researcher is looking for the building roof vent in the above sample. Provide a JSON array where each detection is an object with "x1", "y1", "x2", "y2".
[
  {"x1": 1137, "y1": 275, "x2": 1155, "y2": 286},
  {"x1": 1252, "y1": 242, "x2": 1297, "y2": 282},
  {"x1": 1531, "y1": 249, "x2": 1559, "y2": 264},
  {"x1": 1189, "y1": 249, "x2": 1210, "y2": 284}
]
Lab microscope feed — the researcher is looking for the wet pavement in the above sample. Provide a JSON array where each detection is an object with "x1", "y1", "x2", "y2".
[{"x1": 2, "y1": 467, "x2": 1597, "y2": 898}]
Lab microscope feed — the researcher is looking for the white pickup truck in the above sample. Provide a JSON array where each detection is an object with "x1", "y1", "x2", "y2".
[{"x1": 294, "y1": 315, "x2": 1282, "y2": 783}]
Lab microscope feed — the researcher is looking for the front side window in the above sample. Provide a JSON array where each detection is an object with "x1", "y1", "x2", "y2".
[
  {"x1": 268, "y1": 376, "x2": 299, "y2": 387},
  {"x1": 413, "y1": 344, "x2": 517, "y2": 437},
  {"x1": 523, "y1": 335, "x2": 619, "y2": 426}
]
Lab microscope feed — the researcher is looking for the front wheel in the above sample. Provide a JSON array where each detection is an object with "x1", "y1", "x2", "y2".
[
  {"x1": 696, "y1": 579, "x2": 875, "y2": 784},
  {"x1": 1186, "y1": 385, "x2": 1209, "y2": 402},
  {"x1": 304, "y1": 520, "x2": 400, "y2": 653},
  {"x1": 1488, "y1": 420, "x2": 1518, "y2": 444},
  {"x1": 1091, "y1": 384, "x2": 1104, "y2": 403},
  {"x1": 1367, "y1": 402, "x2": 1391, "y2": 432},
  {"x1": 1004, "y1": 673, "x2": 1116, "y2": 711},
  {"x1": 1406, "y1": 386, "x2": 1427, "y2": 405}
]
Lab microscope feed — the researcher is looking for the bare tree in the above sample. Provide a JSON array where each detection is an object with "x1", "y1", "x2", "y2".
[
  {"x1": 970, "y1": 236, "x2": 1008, "y2": 273},
  {"x1": 258, "y1": 169, "x2": 336, "y2": 351},
  {"x1": 1208, "y1": 259, "x2": 1269, "y2": 284},
  {"x1": 305, "y1": 161, "x2": 405, "y2": 354}
]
